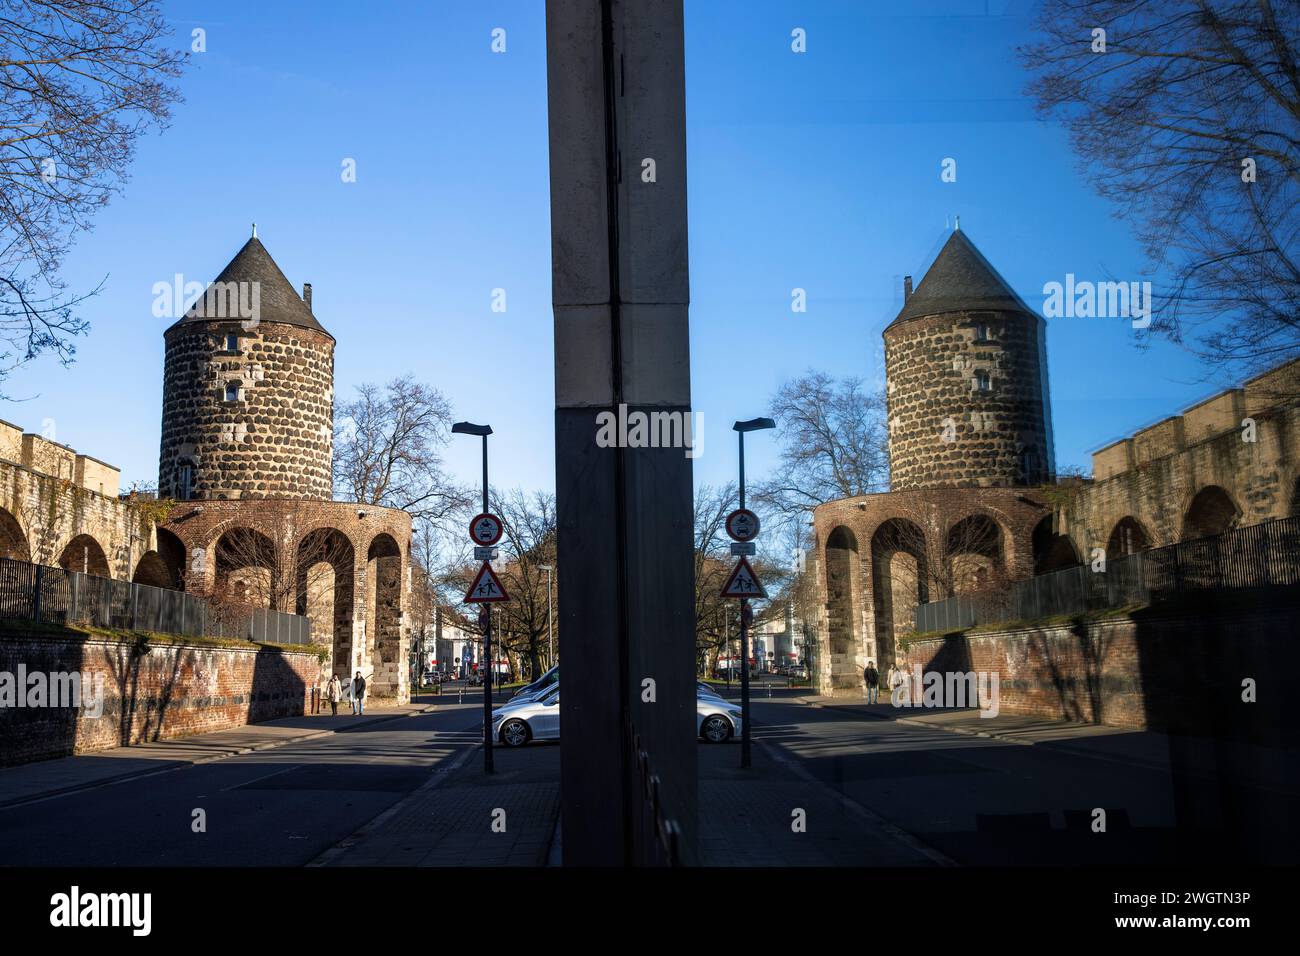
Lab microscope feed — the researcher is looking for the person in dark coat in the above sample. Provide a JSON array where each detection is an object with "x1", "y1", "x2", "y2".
[
  {"x1": 352, "y1": 671, "x2": 367, "y2": 716},
  {"x1": 863, "y1": 661, "x2": 879, "y2": 705}
]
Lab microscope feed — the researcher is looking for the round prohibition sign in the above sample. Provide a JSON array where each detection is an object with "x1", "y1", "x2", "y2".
[
  {"x1": 469, "y1": 513, "x2": 504, "y2": 546},
  {"x1": 726, "y1": 508, "x2": 760, "y2": 542}
]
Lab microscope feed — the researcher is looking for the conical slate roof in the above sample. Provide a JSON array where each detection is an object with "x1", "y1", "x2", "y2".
[
  {"x1": 169, "y1": 236, "x2": 330, "y2": 337},
  {"x1": 887, "y1": 229, "x2": 1032, "y2": 329}
]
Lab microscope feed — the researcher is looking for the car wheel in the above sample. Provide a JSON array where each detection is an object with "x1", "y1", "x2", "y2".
[
  {"x1": 701, "y1": 714, "x2": 733, "y2": 743},
  {"x1": 500, "y1": 719, "x2": 531, "y2": 747}
]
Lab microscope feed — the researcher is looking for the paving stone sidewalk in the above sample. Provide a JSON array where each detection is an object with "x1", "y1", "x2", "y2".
[
  {"x1": 0, "y1": 703, "x2": 432, "y2": 808},
  {"x1": 315, "y1": 742, "x2": 560, "y2": 867}
]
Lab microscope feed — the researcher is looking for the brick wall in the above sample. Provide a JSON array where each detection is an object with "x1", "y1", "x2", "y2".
[
  {"x1": 0, "y1": 629, "x2": 321, "y2": 766},
  {"x1": 905, "y1": 598, "x2": 1299, "y2": 745}
]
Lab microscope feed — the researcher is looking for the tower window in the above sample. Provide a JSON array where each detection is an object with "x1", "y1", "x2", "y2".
[
  {"x1": 974, "y1": 370, "x2": 991, "y2": 392},
  {"x1": 974, "y1": 322, "x2": 989, "y2": 342},
  {"x1": 224, "y1": 333, "x2": 239, "y2": 352},
  {"x1": 178, "y1": 463, "x2": 194, "y2": 501},
  {"x1": 1020, "y1": 447, "x2": 1039, "y2": 482},
  {"x1": 224, "y1": 382, "x2": 240, "y2": 402}
]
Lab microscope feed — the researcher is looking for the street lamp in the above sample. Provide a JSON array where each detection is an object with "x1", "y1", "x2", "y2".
[
  {"x1": 732, "y1": 417, "x2": 775, "y2": 770},
  {"x1": 537, "y1": 563, "x2": 554, "y2": 668},
  {"x1": 453, "y1": 421, "x2": 496, "y2": 774}
]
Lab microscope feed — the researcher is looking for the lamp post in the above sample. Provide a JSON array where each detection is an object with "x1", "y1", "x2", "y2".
[
  {"x1": 733, "y1": 417, "x2": 775, "y2": 769},
  {"x1": 453, "y1": 421, "x2": 495, "y2": 774},
  {"x1": 537, "y1": 563, "x2": 554, "y2": 668}
]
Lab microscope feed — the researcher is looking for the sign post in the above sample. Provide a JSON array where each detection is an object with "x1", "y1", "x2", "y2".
[
  {"x1": 724, "y1": 418, "x2": 775, "y2": 769},
  {"x1": 454, "y1": 421, "x2": 507, "y2": 774}
]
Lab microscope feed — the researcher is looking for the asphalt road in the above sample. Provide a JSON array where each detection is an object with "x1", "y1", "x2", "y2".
[
  {"x1": 0, "y1": 705, "x2": 485, "y2": 867},
  {"x1": 744, "y1": 694, "x2": 1299, "y2": 865},
  {"x1": 1, "y1": 689, "x2": 1292, "y2": 866}
]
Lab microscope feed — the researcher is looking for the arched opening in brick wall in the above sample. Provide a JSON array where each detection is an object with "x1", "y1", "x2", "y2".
[
  {"x1": 1032, "y1": 515, "x2": 1081, "y2": 574},
  {"x1": 1106, "y1": 516, "x2": 1152, "y2": 559},
  {"x1": 132, "y1": 528, "x2": 184, "y2": 590},
  {"x1": 870, "y1": 518, "x2": 929, "y2": 672},
  {"x1": 367, "y1": 532, "x2": 403, "y2": 697},
  {"x1": 1181, "y1": 486, "x2": 1240, "y2": 541},
  {"x1": 133, "y1": 552, "x2": 173, "y2": 589},
  {"x1": 214, "y1": 527, "x2": 278, "y2": 610},
  {"x1": 946, "y1": 515, "x2": 1004, "y2": 595},
  {"x1": 58, "y1": 534, "x2": 110, "y2": 578},
  {"x1": 296, "y1": 528, "x2": 355, "y2": 679},
  {"x1": 0, "y1": 506, "x2": 30, "y2": 561},
  {"x1": 824, "y1": 526, "x2": 861, "y2": 692}
]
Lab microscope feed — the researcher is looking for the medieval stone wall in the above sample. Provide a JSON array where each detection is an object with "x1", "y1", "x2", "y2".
[
  {"x1": 1063, "y1": 358, "x2": 1300, "y2": 554},
  {"x1": 159, "y1": 320, "x2": 334, "y2": 501},
  {"x1": 161, "y1": 498, "x2": 412, "y2": 701},
  {"x1": 812, "y1": 487, "x2": 1050, "y2": 695},
  {"x1": 884, "y1": 309, "x2": 1053, "y2": 490},
  {"x1": 0, "y1": 425, "x2": 159, "y2": 579}
]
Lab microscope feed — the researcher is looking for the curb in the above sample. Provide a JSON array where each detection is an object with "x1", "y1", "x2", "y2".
[{"x1": 0, "y1": 706, "x2": 439, "y2": 811}]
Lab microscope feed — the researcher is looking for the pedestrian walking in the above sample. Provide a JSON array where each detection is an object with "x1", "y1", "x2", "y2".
[
  {"x1": 352, "y1": 671, "x2": 366, "y2": 716},
  {"x1": 325, "y1": 673, "x2": 342, "y2": 716},
  {"x1": 863, "y1": 660, "x2": 880, "y2": 705}
]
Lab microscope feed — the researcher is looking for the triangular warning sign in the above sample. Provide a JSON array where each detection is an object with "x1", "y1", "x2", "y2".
[
  {"x1": 464, "y1": 561, "x2": 509, "y2": 603},
  {"x1": 721, "y1": 556, "x2": 766, "y2": 599}
]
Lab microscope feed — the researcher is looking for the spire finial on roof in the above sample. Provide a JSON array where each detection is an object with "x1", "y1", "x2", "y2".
[
  {"x1": 954, "y1": 215, "x2": 960, "y2": 231},
  {"x1": 251, "y1": 222, "x2": 257, "y2": 239}
]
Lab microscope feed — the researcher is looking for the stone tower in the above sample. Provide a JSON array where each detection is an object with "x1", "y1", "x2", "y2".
[
  {"x1": 883, "y1": 228, "x2": 1055, "y2": 489},
  {"x1": 159, "y1": 234, "x2": 335, "y2": 500}
]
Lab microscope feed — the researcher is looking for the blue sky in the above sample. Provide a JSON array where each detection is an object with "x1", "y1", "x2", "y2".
[{"x1": 3, "y1": 0, "x2": 1223, "y2": 496}]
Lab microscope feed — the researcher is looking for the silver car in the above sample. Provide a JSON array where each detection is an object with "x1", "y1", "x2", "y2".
[{"x1": 490, "y1": 685, "x2": 743, "y2": 747}]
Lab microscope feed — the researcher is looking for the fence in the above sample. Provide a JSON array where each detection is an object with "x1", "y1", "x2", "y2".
[
  {"x1": 0, "y1": 556, "x2": 311, "y2": 645},
  {"x1": 915, "y1": 514, "x2": 1300, "y2": 634}
]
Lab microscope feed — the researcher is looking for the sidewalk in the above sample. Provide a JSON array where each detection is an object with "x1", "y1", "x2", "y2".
[
  {"x1": 0, "y1": 703, "x2": 433, "y2": 809},
  {"x1": 803, "y1": 695, "x2": 1300, "y2": 795},
  {"x1": 313, "y1": 742, "x2": 560, "y2": 867},
  {"x1": 700, "y1": 738, "x2": 949, "y2": 866}
]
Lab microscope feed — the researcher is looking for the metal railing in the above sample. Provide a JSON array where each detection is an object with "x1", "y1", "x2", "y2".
[
  {"x1": 628, "y1": 726, "x2": 682, "y2": 866},
  {"x1": 915, "y1": 514, "x2": 1300, "y2": 634},
  {"x1": 0, "y1": 556, "x2": 311, "y2": 644}
]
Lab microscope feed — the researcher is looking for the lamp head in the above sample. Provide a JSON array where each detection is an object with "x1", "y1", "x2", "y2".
[
  {"x1": 452, "y1": 422, "x2": 493, "y2": 437},
  {"x1": 733, "y1": 417, "x2": 775, "y2": 433}
]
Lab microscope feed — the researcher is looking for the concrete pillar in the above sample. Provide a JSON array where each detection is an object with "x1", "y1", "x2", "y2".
[{"x1": 547, "y1": 0, "x2": 697, "y2": 864}]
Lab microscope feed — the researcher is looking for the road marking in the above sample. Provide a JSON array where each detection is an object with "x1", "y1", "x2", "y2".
[{"x1": 220, "y1": 764, "x2": 302, "y2": 792}]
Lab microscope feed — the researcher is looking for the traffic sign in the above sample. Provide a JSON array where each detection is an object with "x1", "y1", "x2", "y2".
[
  {"x1": 465, "y1": 561, "x2": 509, "y2": 603},
  {"x1": 469, "y1": 513, "x2": 504, "y2": 546},
  {"x1": 725, "y1": 508, "x2": 760, "y2": 542},
  {"x1": 729, "y1": 541, "x2": 756, "y2": 556},
  {"x1": 721, "y1": 556, "x2": 766, "y2": 599},
  {"x1": 473, "y1": 546, "x2": 499, "y2": 561}
]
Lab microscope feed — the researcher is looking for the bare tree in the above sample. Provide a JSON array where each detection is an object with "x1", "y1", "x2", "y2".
[
  {"x1": 1021, "y1": 1, "x2": 1300, "y2": 374},
  {"x1": 694, "y1": 483, "x2": 737, "y2": 673},
  {"x1": 1, "y1": 0, "x2": 185, "y2": 393},
  {"x1": 334, "y1": 375, "x2": 468, "y2": 524},
  {"x1": 751, "y1": 371, "x2": 890, "y2": 539},
  {"x1": 492, "y1": 488, "x2": 557, "y2": 680}
]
